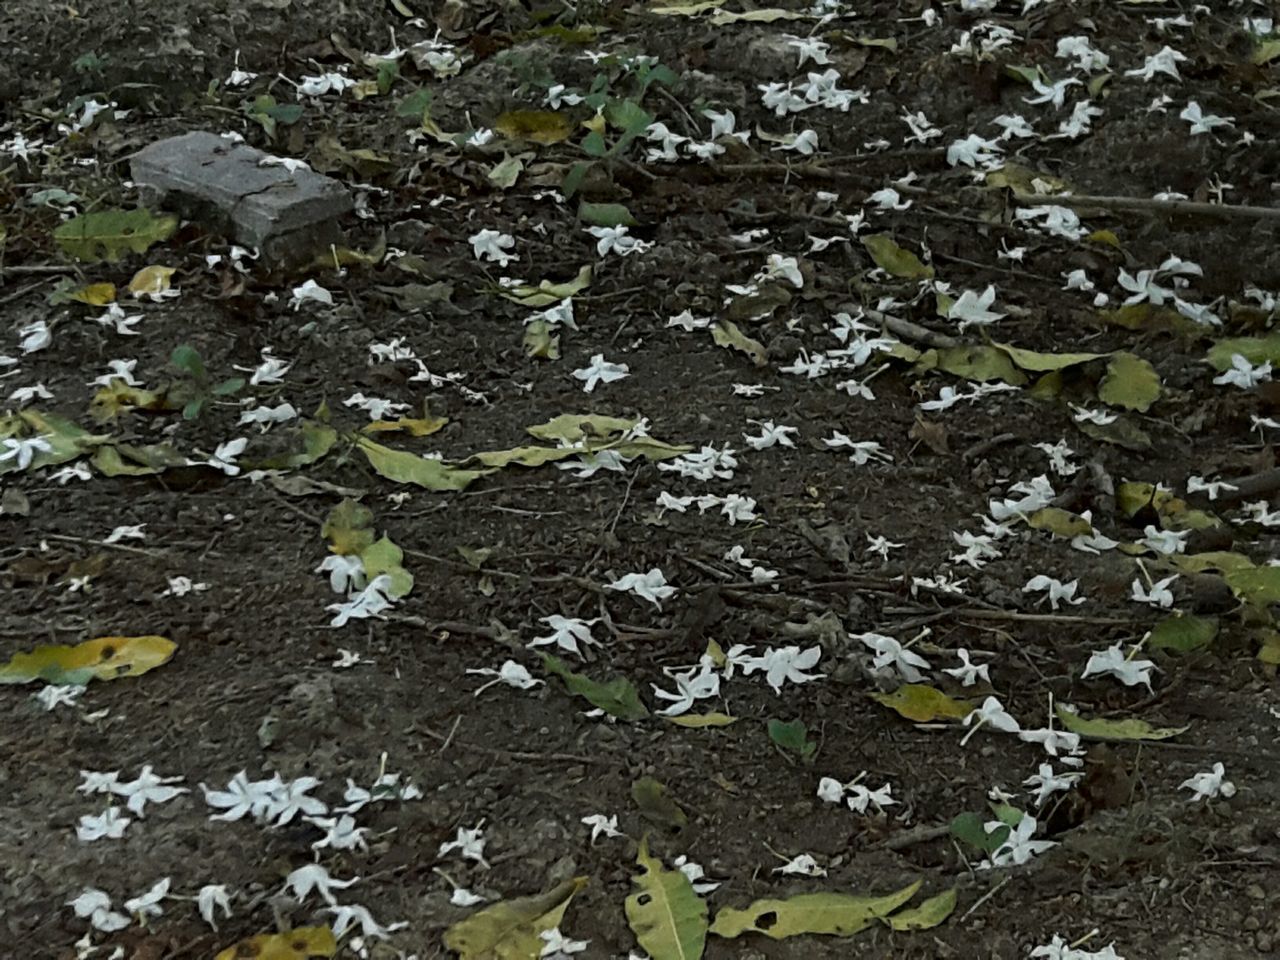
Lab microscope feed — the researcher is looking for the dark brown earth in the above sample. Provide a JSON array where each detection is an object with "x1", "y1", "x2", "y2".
[{"x1": 3, "y1": 1, "x2": 1280, "y2": 958}]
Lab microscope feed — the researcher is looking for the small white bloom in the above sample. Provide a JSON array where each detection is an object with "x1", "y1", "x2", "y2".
[
  {"x1": 1179, "y1": 762, "x2": 1236, "y2": 802},
  {"x1": 469, "y1": 228, "x2": 518, "y2": 265},
  {"x1": 196, "y1": 884, "x2": 233, "y2": 930},
  {"x1": 288, "y1": 279, "x2": 333, "y2": 310},
  {"x1": 608, "y1": 568, "x2": 677, "y2": 606},
  {"x1": 1082, "y1": 644, "x2": 1156, "y2": 690},
  {"x1": 572, "y1": 354, "x2": 629, "y2": 392}
]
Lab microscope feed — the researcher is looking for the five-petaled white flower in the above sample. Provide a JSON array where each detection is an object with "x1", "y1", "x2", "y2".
[
  {"x1": 943, "y1": 648, "x2": 990, "y2": 687},
  {"x1": 529, "y1": 616, "x2": 600, "y2": 657},
  {"x1": 0, "y1": 435, "x2": 53, "y2": 470},
  {"x1": 469, "y1": 228, "x2": 518, "y2": 265},
  {"x1": 1023, "y1": 575, "x2": 1085, "y2": 610},
  {"x1": 1081, "y1": 644, "x2": 1156, "y2": 690},
  {"x1": 1131, "y1": 575, "x2": 1177, "y2": 608},
  {"x1": 1213, "y1": 353, "x2": 1271, "y2": 389},
  {"x1": 572, "y1": 354, "x2": 629, "y2": 392},
  {"x1": 608, "y1": 568, "x2": 677, "y2": 607},
  {"x1": 742, "y1": 645, "x2": 824, "y2": 693}
]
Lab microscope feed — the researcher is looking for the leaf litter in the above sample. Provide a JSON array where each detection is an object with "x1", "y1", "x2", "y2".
[{"x1": 2, "y1": 0, "x2": 1279, "y2": 958}]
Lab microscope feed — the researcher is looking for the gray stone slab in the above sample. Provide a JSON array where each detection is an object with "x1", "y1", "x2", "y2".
[{"x1": 130, "y1": 131, "x2": 353, "y2": 266}]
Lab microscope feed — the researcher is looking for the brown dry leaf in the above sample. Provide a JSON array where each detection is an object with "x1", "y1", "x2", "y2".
[
  {"x1": 909, "y1": 417, "x2": 949, "y2": 454},
  {"x1": 213, "y1": 926, "x2": 337, "y2": 960}
]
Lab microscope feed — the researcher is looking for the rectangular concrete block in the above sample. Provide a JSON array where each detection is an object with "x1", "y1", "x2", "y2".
[{"x1": 130, "y1": 131, "x2": 353, "y2": 266}]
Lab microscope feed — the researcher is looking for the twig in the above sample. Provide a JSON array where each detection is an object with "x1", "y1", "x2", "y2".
[
  {"x1": 953, "y1": 608, "x2": 1133, "y2": 625},
  {"x1": 1041, "y1": 193, "x2": 1280, "y2": 222},
  {"x1": 959, "y1": 877, "x2": 1011, "y2": 922},
  {"x1": 41, "y1": 533, "x2": 163, "y2": 557},
  {"x1": 1215, "y1": 467, "x2": 1280, "y2": 504},
  {"x1": 875, "y1": 823, "x2": 952, "y2": 851},
  {"x1": 962, "y1": 432, "x2": 1017, "y2": 462},
  {"x1": 858, "y1": 305, "x2": 959, "y2": 349},
  {"x1": 438, "y1": 715, "x2": 462, "y2": 755},
  {"x1": 417, "y1": 725, "x2": 609, "y2": 765},
  {"x1": 0, "y1": 264, "x2": 78, "y2": 276}
]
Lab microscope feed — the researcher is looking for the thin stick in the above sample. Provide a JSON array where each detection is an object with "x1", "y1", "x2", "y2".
[
  {"x1": 1042, "y1": 193, "x2": 1280, "y2": 222},
  {"x1": 959, "y1": 877, "x2": 1011, "y2": 922},
  {"x1": 861, "y1": 306, "x2": 960, "y2": 348}
]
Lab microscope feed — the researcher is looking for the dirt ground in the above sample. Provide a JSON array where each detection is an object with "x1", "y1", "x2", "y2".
[{"x1": 3, "y1": 0, "x2": 1280, "y2": 958}]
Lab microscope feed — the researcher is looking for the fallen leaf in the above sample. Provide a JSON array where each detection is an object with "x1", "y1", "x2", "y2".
[
  {"x1": 871, "y1": 685, "x2": 972, "y2": 722},
  {"x1": 357, "y1": 437, "x2": 490, "y2": 491},
  {"x1": 1054, "y1": 706, "x2": 1188, "y2": 742},
  {"x1": 54, "y1": 208, "x2": 178, "y2": 262},
  {"x1": 1223, "y1": 566, "x2": 1280, "y2": 606},
  {"x1": 360, "y1": 535, "x2": 414, "y2": 598},
  {"x1": 443, "y1": 878, "x2": 588, "y2": 960},
  {"x1": 500, "y1": 265, "x2": 592, "y2": 307},
  {"x1": 711, "y1": 320, "x2": 767, "y2": 366},
  {"x1": 543, "y1": 654, "x2": 649, "y2": 720},
  {"x1": 127, "y1": 265, "x2": 177, "y2": 299},
  {"x1": 487, "y1": 153, "x2": 525, "y2": 189},
  {"x1": 1146, "y1": 614, "x2": 1217, "y2": 654},
  {"x1": 63, "y1": 282, "x2": 117, "y2": 306},
  {"x1": 886, "y1": 888, "x2": 957, "y2": 931},
  {"x1": 709, "y1": 881, "x2": 921, "y2": 939},
  {"x1": 360, "y1": 415, "x2": 448, "y2": 437},
  {"x1": 993, "y1": 342, "x2": 1107, "y2": 372},
  {"x1": 494, "y1": 110, "x2": 572, "y2": 144},
  {"x1": 523, "y1": 319, "x2": 561, "y2": 360},
  {"x1": 909, "y1": 417, "x2": 949, "y2": 455},
  {"x1": 1027, "y1": 507, "x2": 1093, "y2": 539},
  {"x1": 89, "y1": 381, "x2": 170, "y2": 421},
  {"x1": 213, "y1": 926, "x2": 337, "y2": 960},
  {"x1": 322, "y1": 499, "x2": 376, "y2": 555},
  {"x1": 527, "y1": 414, "x2": 639, "y2": 443},
  {"x1": 91, "y1": 443, "x2": 187, "y2": 477},
  {"x1": 632, "y1": 776, "x2": 688, "y2": 833},
  {"x1": 663, "y1": 712, "x2": 738, "y2": 728},
  {"x1": 626, "y1": 836, "x2": 708, "y2": 960},
  {"x1": 578, "y1": 201, "x2": 638, "y2": 227},
  {"x1": 1098, "y1": 352, "x2": 1161, "y2": 412},
  {"x1": 927, "y1": 346, "x2": 1027, "y2": 385},
  {"x1": 767, "y1": 718, "x2": 817, "y2": 761},
  {"x1": 249, "y1": 422, "x2": 338, "y2": 471},
  {"x1": 862, "y1": 234, "x2": 934, "y2": 280},
  {"x1": 0, "y1": 635, "x2": 176, "y2": 686}
]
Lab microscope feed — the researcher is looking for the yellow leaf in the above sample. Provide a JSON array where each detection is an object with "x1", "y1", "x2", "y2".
[
  {"x1": 861, "y1": 233, "x2": 934, "y2": 280},
  {"x1": 127, "y1": 264, "x2": 176, "y2": 299},
  {"x1": 358, "y1": 437, "x2": 491, "y2": 491},
  {"x1": 1086, "y1": 229, "x2": 1122, "y2": 250},
  {"x1": 626, "y1": 836, "x2": 709, "y2": 960},
  {"x1": 1054, "y1": 706, "x2": 1188, "y2": 742},
  {"x1": 444, "y1": 877, "x2": 588, "y2": 960},
  {"x1": 527, "y1": 414, "x2": 638, "y2": 443},
  {"x1": 523, "y1": 319, "x2": 561, "y2": 360},
  {"x1": 360, "y1": 415, "x2": 448, "y2": 437},
  {"x1": 710, "y1": 7, "x2": 812, "y2": 23},
  {"x1": 886, "y1": 888, "x2": 957, "y2": 931},
  {"x1": 89, "y1": 381, "x2": 169, "y2": 421},
  {"x1": 664, "y1": 712, "x2": 739, "y2": 728},
  {"x1": 213, "y1": 926, "x2": 337, "y2": 960},
  {"x1": 992, "y1": 342, "x2": 1107, "y2": 372},
  {"x1": 500, "y1": 264, "x2": 592, "y2": 307},
  {"x1": 648, "y1": 0, "x2": 722, "y2": 14},
  {"x1": 710, "y1": 881, "x2": 922, "y2": 939},
  {"x1": 871, "y1": 685, "x2": 972, "y2": 723},
  {"x1": 322, "y1": 498, "x2": 375, "y2": 555},
  {"x1": 711, "y1": 320, "x2": 767, "y2": 366},
  {"x1": 360, "y1": 535, "x2": 414, "y2": 598},
  {"x1": 1117, "y1": 481, "x2": 1155, "y2": 517},
  {"x1": 494, "y1": 110, "x2": 572, "y2": 145},
  {"x1": 68, "y1": 282, "x2": 117, "y2": 306},
  {"x1": 1097, "y1": 352, "x2": 1161, "y2": 412},
  {"x1": 472, "y1": 445, "x2": 584, "y2": 469},
  {"x1": 1171, "y1": 552, "x2": 1255, "y2": 575},
  {"x1": 0, "y1": 635, "x2": 176, "y2": 686},
  {"x1": 1027, "y1": 507, "x2": 1093, "y2": 538},
  {"x1": 704, "y1": 638, "x2": 726, "y2": 667},
  {"x1": 582, "y1": 111, "x2": 606, "y2": 135}
]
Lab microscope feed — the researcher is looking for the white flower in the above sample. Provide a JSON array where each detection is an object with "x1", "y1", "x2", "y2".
[
  {"x1": 35, "y1": 684, "x2": 84, "y2": 711},
  {"x1": 788, "y1": 36, "x2": 831, "y2": 66},
  {"x1": 742, "y1": 645, "x2": 824, "y2": 693},
  {"x1": 205, "y1": 437, "x2": 248, "y2": 476},
  {"x1": 1024, "y1": 77, "x2": 1081, "y2": 109},
  {"x1": 946, "y1": 134, "x2": 1003, "y2": 168},
  {"x1": 288, "y1": 279, "x2": 333, "y2": 310},
  {"x1": 19, "y1": 320, "x2": 52, "y2": 353},
  {"x1": 9, "y1": 382, "x2": 55, "y2": 403},
  {"x1": 773, "y1": 853, "x2": 826, "y2": 876},
  {"x1": 452, "y1": 888, "x2": 487, "y2": 906},
  {"x1": 581, "y1": 813, "x2": 622, "y2": 842},
  {"x1": 200, "y1": 770, "x2": 283, "y2": 822},
  {"x1": 866, "y1": 534, "x2": 904, "y2": 561},
  {"x1": 854, "y1": 631, "x2": 931, "y2": 682},
  {"x1": 984, "y1": 813, "x2": 1056, "y2": 867},
  {"x1": 245, "y1": 352, "x2": 292, "y2": 385},
  {"x1": 1070, "y1": 404, "x2": 1114, "y2": 424},
  {"x1": 468, "y1": 660, "x2": 543, "y2": 695},
  {"x1": 196, "y1": 884, "x2": 233, "y2": 930},
  {"x1": 673, "y1": 856, "x2": 721, "y2": 894},
  {"x1": 1024, "y1": 764, "x2": 1084, "y2": 806},
  {"x1": 943, "y1": 648, "x2": 990, "y2": 686},
  {"x1": 963, "y1": 696, "x2": 1021, "y2": 736},
  {"x1": 1018, "y1": 727, "x2": 1082, "y2": 758},
  {"x1": 572, "y1": 354, "x2": 629, "y2": 392},
  {"x1": 1016, "y1": 204, "x2": 1087, "y2": 240},
  {"x1": 847, "y1": 781, "x2": 897, "y2": 815},
  {"x1": 0, "y1": 435, "x2": 53, "y2": 471},
  {"x1": 283, "y1": 864, "x2": 359, "y2": 906},
  {"x1": 1023, "y1": 575, "x2": 1084, "y2": 610},
  {"x1": 68, "y1": 889, "x2": 130, "y2": 932},
  {"x1": 816, "y1": 776, "x2": 845, "y2": 804},
  {"x1": 586, "y1": 224, "x2": 651, "y2": 257},
  {"x1": 439, "y1": 823, "x2": 489, "y2": 866},
  {"x1": 530, "y1": 615, "x2": 600, "y2": 657},
  {"x1": 1126, "y1": 45, "x2": 1188, "y2": 81},
  {"x1": 123, "y1": 878, "x2": 170, "y2": 919},
  {"x1": 239, "y1": 402, "x2": 298, "y2": 430},
  {"x1": 608, "y1": 568, "x2": 677, "y2": 607},
  {"x1": 112, "y1": 765, "x2": 188, "y2": 816},
  {"x1": 1213, "y1": 353, "x2": 1270, "y2": 389},
  {"x1": 540, "y1": 926, "x2": 589, "y2": 957},
  {"x1": 743, "y1": 420, "x2": 798, "y2": 450},
  {"x1": 328, "y1": 903, "x2": 408, "y2": 939},
  {"x1": 469, "y1": 228, "x2": 518, "y2": 265},
  {"x1": 867, "y1": 187, "x2": 912, "y2": 210},
  {"x1": 327, "y1": 574, "x2": 395, "y2": 627},
  {"x1": 77, "y1": 806, "x2": 131, "y2": 842},
  {"x1": 307, "y1": 813, "x2": 369, "y2": 851},
  {"x1": 1130, "y1": 575, "x2": 1177, "y2": 608},
  {"x1": 1139, "y1": 524, "x2": 1189, "y2": 555},
  {"x1": 775, "y1": 129, "x2": 819, "y2": 155},
  {"x1": 1117, "y1": 268, "x2": 1173, "y2": 306},
  {"x1": 1179, "y1": 762, "x2": 1236, "y2": 802},
  {"x1": 264, "y1": 776, "x2": 327, "y2": 825},
  {"x1": 316, "y1": 554, "x2": 366, "y2": 595},
  {"x1": 651, "y1": 662, "x2": 721, "y2": 717},
  {"x1": 948, "y1": 286, "x2": 1005, "y2": 330},
  {"x1": 1081, "y1": 644, "x2": 1156, "y2": 690},
  {"x1": 1179, "y1": 101, "x2": 1234, "y2": 136}
]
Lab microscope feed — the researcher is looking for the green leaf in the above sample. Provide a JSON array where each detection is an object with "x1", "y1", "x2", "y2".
[
  {"x1": 605, "y1": 98, "x2": 653, "y2": 135},
  {"x1": 0, "y1": 635, "x2": 176, "y2": 686},
  {"x1": 1224, "y1": 566, "x2": 1280, "y2": 606},
  {"x1": 1207, "y1": 331, "x2": 1280, "y2": 371},
  {"x1": 542, "y1": 654, "x2": 649, "y2": 720},
  {"x1": 91, "y1": 443, "x2": 186, "y2": 477},
  {"x1": 887, "y1": 888, "x2": 957, "y2": 931},
  {"x1": 1147, "y1": 614, "x2": 1217, "y2": 654},
  {"x1": 376, "y1": 58, "x2": 400, "y2": 95},
  {"x1": 487, "y1": 153, "x2": 524, "y2": 189},
  {"x1": 1076, "y1": 416, "x2": 1152, "y2": 451},
  {"x1": 250, "y1": 422, "x2": 338, "y2": 471},
  {"x1": 582, "y1": 130, "x2": 608, "y2": 157},
  {"x1": 54, "y1": 208, "x2": 178, "y2": 262},
  {"x1": 360, "y1": 535, "x2": 414, "y2": 598},
  {"x1": 357, "y1": 437, "x2": 490, "y2": 491},
  {"x1": 443, "y1": 877, "x2": 588, "y2": 960},
  {"x1": 709, "y1": 882, "x2": 922, "y2": 940},
  {"x1": 578, "y1": 201, "x2": 638, "y2": 227},
  {"x1": 527, "y1": 414, "x2": 638, "y2": 443},
  {"x1": 0, "y1": 410, "x2": 101, "y2": 475},
  {"x1": 767, "y1": 718, "x2": 817, "y2": 761},
  {"x1": 500, "y1": 264, "x2": 592, "y2": 308},
  {"x1": 631, "y1": 776, "x2": 688, "y2": 832},
  {"x1": 1027, "y1": 507, "x2": 1093, "y2": 539},
  {"x1": 626, "y1": 836, "x2": 708, "y2": 960},
  {"x1": 1097, "y1": 352, "x2": 1161, "y2": 412},
  {"x1": 950, "y1": 812, "x2": 1006, "y2": 855},
  {"x1": 1054, "y1": 705, "x2": 1188, "y2": 742},
  {"x1": 993, "y1": 342, "x2": 1107, "y2": 372},
  {"x1": 562, "y1": 161, "x2": 593, "y2": 199},
  {"x1": 396, "y1": 87, "x2": 433, "y2": 119},
  {"x1": 861, "y1": 234, "x2": 934, "y2": 280},
  {"x1": 472, "y1": 444, "x2": 584, "y2": 469},
  {"x1": 170, "y1": 344, "x2": 207, "y2": 380},
  {"x1": 522, "y1": 319, "x2": 560, "y2": 360},
  {"x1": 211, "y1": 377, "x2": 245, "y2": 397},
  {"x1": 931, "y1": 345, "x2": 1027, "y2": 385},
  {"x1": 711, "y1": 320, "x2": 767, "y2": 367},
  {"x1": 1252, "y1": 38, "x2": 1280, "y2": 65}
]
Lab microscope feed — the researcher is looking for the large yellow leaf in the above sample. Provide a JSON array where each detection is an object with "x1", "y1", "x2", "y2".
[
  {"x1": 67, "y1": 282, "x2": 117, "y2": 306},
  {"x1": 527, "y1": 414, "x2": 638, "y2": 443},
  {"x1": 0, "y1": 635, "x2": 176, "y2": 686},
  {"x1": 360, "y1": 415, "x2": 448, "y2": 437},
  {"x1": 213, "y1": 926, "x2": 336, "y2": 960},
  {"x1": 861, "y1": 234, "x2": 934, "y2": 280},
  {"x1": 887, "y1": 888, "x2": 957, "y2": 931},
  {"x1": 626, "y1": 836, "x2": 708, "y2": 960},
  {"x1": 1098, "y1": 352, "x2": 1161, "y2": 412},
  {"x1": 443, "y1": 877, "x2": 587, "y2": 960},
  {"x1": 663, "y1": 712, "x2": 738, "y2": 728},
  {"x1": 711, "y1": 320, "x2": 767, "y2": 367},
  {"x1": 1054, "y1": 706, "x2": 1187, "y2": 742},
  {"x1": 710, "y1": 881, "x2": 921, "y2": 939},
  {"x1": 494, "y1": 110, "x2": 572, "y2": 145},
  {"x1": 871, "y1": 685, "x2": 971, "y2": 723},
  {"x1": 357, "y1": 437, "x2": 491, "y2": 491},
  {"x1": 992, "y1": 342, "x2": 1107, "y2": 372}
]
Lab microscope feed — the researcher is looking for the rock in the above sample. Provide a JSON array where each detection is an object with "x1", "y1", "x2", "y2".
[{"x1": 130, "y1": 131, "x2": 352, "y2": 267}]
